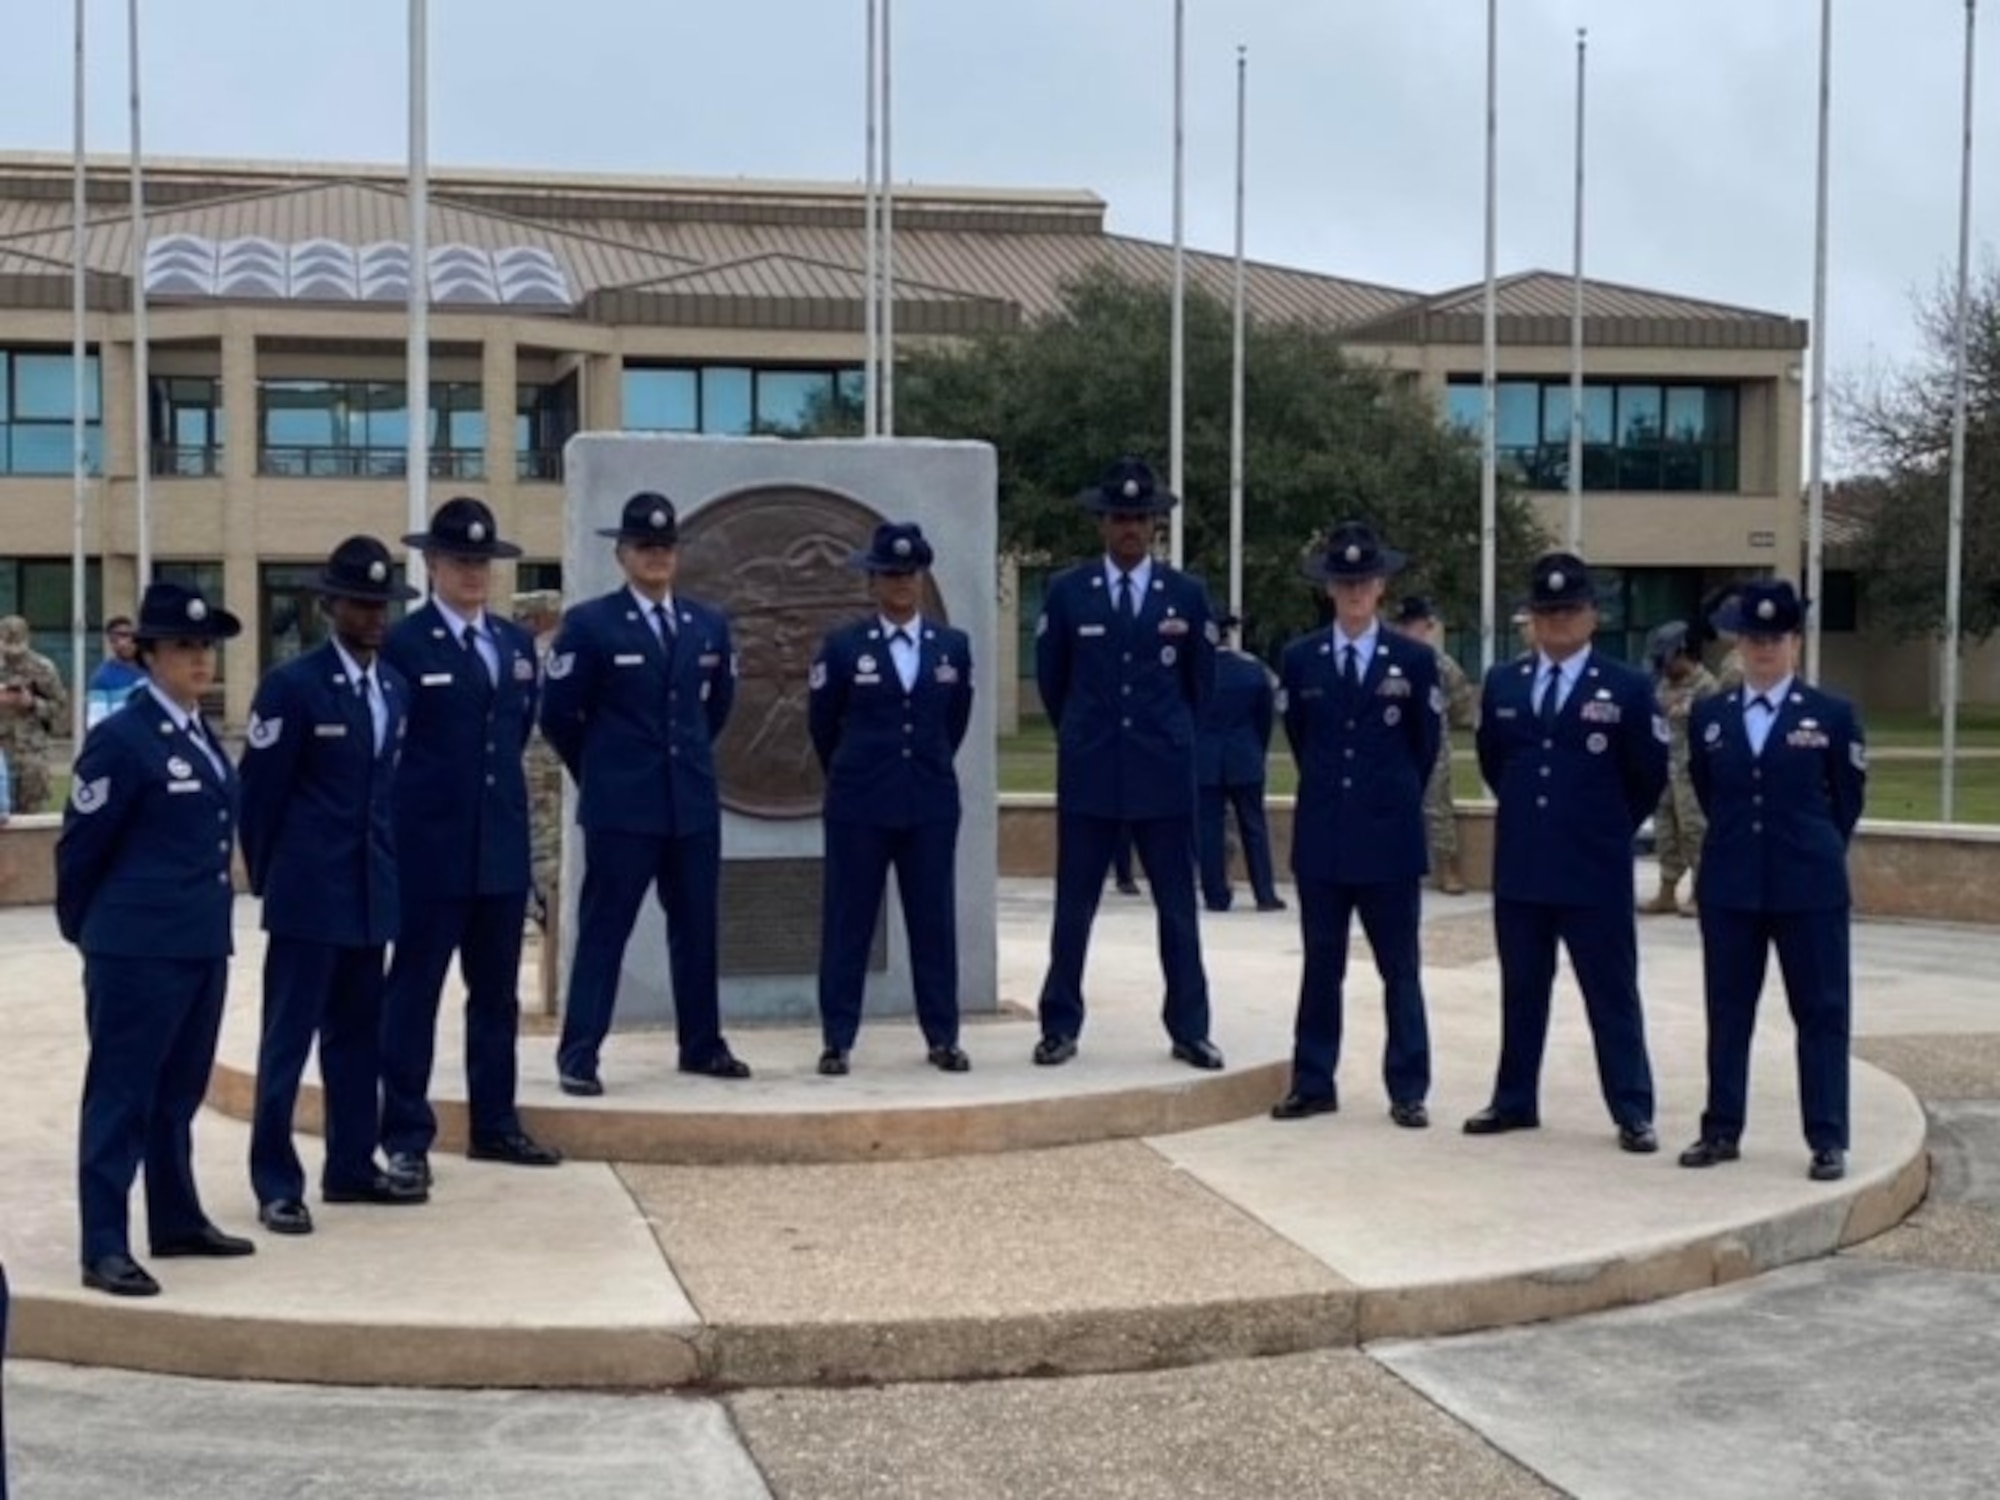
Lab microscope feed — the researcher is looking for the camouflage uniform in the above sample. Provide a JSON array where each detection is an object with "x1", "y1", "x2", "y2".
[
  {"x1": 1648, "y1": 660, "x2": 1719, "y2": 911},
  {"x1": 516, "y1": 591, "x2": 566, "y2": 1015},
  {"x1": 1424, "y1": 647, "x2": 1476, "y2": 887},
  {"x1": 0, "y1": 615, "x2": 69, "y2": 814},
  {"x1": 1712, "y1": 646, "x2": 1744, "y2": 695}
]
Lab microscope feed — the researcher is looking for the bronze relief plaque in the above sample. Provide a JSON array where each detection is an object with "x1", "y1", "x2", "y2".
[{"x1": 678, "y1": 483, "x2": 947, "y2": 819}]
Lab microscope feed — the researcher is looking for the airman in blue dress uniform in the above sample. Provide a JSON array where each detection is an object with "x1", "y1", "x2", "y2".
[
  {"x1": 538, "y1": 491, "x2": 748, "y2": 1094},
  {"x1": 1680, "y1": 579, "x2": 1866, "y2": 1182},
  {"x1": 378, "y1": 498, "x2": 561, "y2": 1190},
  {"x1": 1196, "y1": 614, "x2": 1285, "y2": 914},
  {"x1": 1466, "y1": 551, "x2": 1669, "y2": 1153},
  {"x1": 808, "y1": 521, "x2": 976, "y2": 1075},
  {"x1": 240, "y1": 536, "x2": 425, "y2": 1235},
  {"x1": 1033, "y1": 457, "x2": 1224, "y2": 1070},
  {"x1": 1270, "y1": 524, "x2": 1442, "y2": 1128},
  {"x1": 58, "y1": 581, "x2": 254, "y2": 1296}
]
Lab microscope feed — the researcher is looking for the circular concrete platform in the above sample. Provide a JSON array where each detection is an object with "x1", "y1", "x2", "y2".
[{"x1": 0, "y1": 886, "x2": 1959, "y2": 1392}]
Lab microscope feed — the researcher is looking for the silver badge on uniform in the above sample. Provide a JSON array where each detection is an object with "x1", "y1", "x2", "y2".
[
  {"x1": 1704, "y1": 721, "x2": 1722, "y2": 744},
  {"x1": 71, "y1": 776, "x2": 110, "y2": 814},
  {"x1": 1384, "y1": 705, "x2": 1402, "y2": 726},
  {"x1": 167, "y1": 756, "x2": 193, "y2": 779},
  {"x1": 809, "y1": 661, "x2": 828, "y2": 690},
  {"x1": 246, "y1": 713, "x2": 283, "y2": 750},
  {"x1": 1586, "y1": 732, "x2": 1609, "y2": 754},
  {"x1": 1160, "y1": 644, "x2": 1177, "y2": 666},
  {"x1": 545, "y1": 652, "x2": 575, "y2": 680},
  {"x1": 857, "y1": 654, "x2": 879, "y2": 675}
]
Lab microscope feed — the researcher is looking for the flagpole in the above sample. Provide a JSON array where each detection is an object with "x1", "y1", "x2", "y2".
[
  {"x1": 863, "y1": 0, "x2": 879, "y2": 438},
  {"x1": 1227, "y1": 45, "x2": 1248, "y2": 623},
  {"x1": 1168, "y1": 0, "x2": 1187, "y2": 568},
  {"x1": 1566, "y1": 27, "x2": 1587, "y2": 552},
  {"x1": 127, "y1": 0, "x2": 152, "y2": 587},
  {"x1": 406, "y1": 0, "x2": 430, "y2": 585},
  {"x1": 880, "y1": 0, "x2": 896, "y2": 437},
  {"x1": 1941, "y1": 0, "x2": 1978, "y2": 821},
  {"x1": 71, "y1": 0, "x2": 89, "y2": 742},
  {"x1": 1803, "y1": 0, "x2": 1832, "y2": 682},
  {"x1": 1478, "y1": 0, "x2": 1499, "y2": 674}
]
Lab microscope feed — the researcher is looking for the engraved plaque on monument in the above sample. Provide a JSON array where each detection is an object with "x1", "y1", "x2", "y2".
[{"x1": 559, "y1": 435, "x2": 999, "y2": 1028}]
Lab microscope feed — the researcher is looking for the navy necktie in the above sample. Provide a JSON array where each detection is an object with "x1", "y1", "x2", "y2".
[
  {"x1": 1117, "y1": 572, "x2": 1136, "y2": 621},
  {"x1": 1342, "y1": 644, "x2": 1361, "y2": 690},
  {"x1": 1538, "y1": 666, "x2": 1562, "y2": 730}
]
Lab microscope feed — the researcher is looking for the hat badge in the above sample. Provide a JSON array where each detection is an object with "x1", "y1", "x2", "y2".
[
  {"x1": 186, "y1": 598, "x2": 207, "y2": 622},
  {"x1": 1757, "y1": 599, "x2": 1777, "y2": 621},
  {"x1": 1548, "y1": 570, "x2": 1567, "y2": 591},
  {"x1": 368, "y1": 560, "x2": 388, "y2": 583},
  {"x1": 467, "y1": 520, "x2": 488, "y2": 543},
  {"x1": 1121, "y1": 478, "x2": 1141, "y2": 500},
  {"x1": 649, "y1": 508, "x2": 669, "y2": 530},
  {"x1": 1344, "y1": 544, "x2": 1362, "y2": 564},
  {"x1": 893, "y1": 537, "x2": 913, "y2": 558}
]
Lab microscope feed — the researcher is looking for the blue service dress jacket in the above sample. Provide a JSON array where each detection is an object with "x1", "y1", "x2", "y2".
[
  {"x1": 1035, "y1": 561, "x2": 1217, "y2": 821},
  {"x1": 381, "y1": 603, "x2": 537, "y2": 899},
  {"x1": 1689, "y1": 683, "x2": 1866, "y2": 912},
  {"x1": 1476, "y1": 649, "x2": 1668, "y2": 906},
  {"x1": 238, "y1": 642, "x2": 408, "y2": 946},
  {"x1": 57, "y1": 695, "x2": 238, "y2": 959},
  {"x1": 537, "y1": 590, "x2": 736, "y2": 838},
  {"x1": 1197, "y1": 650, "x2": 1276, "y2": 789},
  {"x1": 809, "y1": 617, "x2": 974, "y2": 826},
  {"x1": 1281, "y1": 627, "x2": 1442, "y2": 885}
]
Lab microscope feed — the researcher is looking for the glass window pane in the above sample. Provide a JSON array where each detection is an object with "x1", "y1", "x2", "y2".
[
  {"x1": 263, "y1": 381, "x2": 339, "y2": 447},
  {"x1": 1582, "y1": 386, "x2": 1614, "y2": 444},
  {"x1": 701, "y1": 367, "x2": 753, "y2": 435},
  {"x1": 366, "y1": 382, "x2": 407, "y2": 450},
  {"x1": 1542, "y1": 386, "x2": 1574, "y2": 445},
  {"x1": 623, "y1": 368, "x2": 698, "y2": 431},
  {"x1": 1664, "y1": 387, "x2": 1708, "y2": 444},
  {"x1": 1443, "y1": 383, "x2": 1481, "y2": 433},
  {"x1": 754, "y1": 370, "x2": 834, "y2": 433},
  {"x1": 1705, "y1": 386, "x2": 1738, "y2": 444},
  {"x1": 1617, "y1": 385, "x2": 1662, "y2": 444},
  {"x1": 1495, "y1": 382, "x2": 1539, "y2": 448},
  {"x1": 13, "y1": 353, "x2": 100, "y2": 420},
  {"x1": 10, "y1": 425, "x2": 71, "y2": 473}
]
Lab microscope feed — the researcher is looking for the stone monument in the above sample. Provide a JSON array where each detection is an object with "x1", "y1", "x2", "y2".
[{"x1": 558, "y1": 434, "x2": 1000, "y2": 1028}]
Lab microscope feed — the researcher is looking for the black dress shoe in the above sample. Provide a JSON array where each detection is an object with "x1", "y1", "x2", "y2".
[
  {"x1": 1270, "y1": 1091, "x2": 1338, "y2": 1120},
  {"x1": 1115, "y1": 880, "x2": 1142, "y2": 896},
  {"x1": 557, "y1": 1072, "x2": 604, "y2": 1098},
  {"x1": 258, "y1": 1199, "x2": 314, "y2": 1236},
  {"x1": 468, "y1": 1132, "x2": 563, "y2": 1167},
  {"x1": 680, "y1": 1051, "x2": 753, "y2": 1080},
  {"x1": 1033, "y1": 1035, "x2": 1078, "y2": 1066},
  {"x1": 1677, "y1": 1137, "x2": 1741, "y2": 1169},
  {"x1": 1809, "y1": 1148, "x2": 1847, "y2": 1182},
  {"x1": 927, "y1": 1044, "x2": 972, "y2": 1073},
  {"x1": 1255, "y1": 898, "x2": 1289, "y2": 912},
  {"x1": 817, "y1": 1048, "x2": 850, "y2": 1077},
  {"x1": 82, "y1": 1252, "x2": 161, "y2": 1297},
  {"x1": 386, "y1": 1151, "x2": 433, "y2": 1190},
  {"x1": 1618, "y1": 1122, "x2": 1660, "y2": 1154},
  {"x1": 151, "y1": 1224, "x2": 256, "y2": 1258},
  {"x1": 1389, "y1": 1101, "x2": 1431, "y2": 1129},
  {"x1": 1171, "y1": 1038, "x2": 1226, "y2": 1071},
  {"x1": 1462, "y1": 1107, "x2": 1540, "y2": 1135},
  {"x1": 1203, "y1": 899, "x2": 1233, "y2": 913},
  {"x1": 323, "y1": 1172, "x2": 429, "y2": 1206}
]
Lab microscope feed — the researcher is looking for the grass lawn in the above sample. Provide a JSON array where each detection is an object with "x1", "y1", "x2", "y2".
[{"x1": 998, "y1": 721, "x2": 2000, "y2": 824}]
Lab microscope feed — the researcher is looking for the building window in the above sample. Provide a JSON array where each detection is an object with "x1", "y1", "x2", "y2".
[
  {"x1": 517, "y1": 377, "x2": 578, "y2": 481},
  {"x1": 623, "y1": 363, "x2": 863, "y2": 437},
  {"x1": 1, "y1": 347, "x2": 103, "y2": 477},
  {"x1": 1446, "y1": 379, "x2": 1740, "y2": 493},
  {"x1": 151, "y1": 377, "x2": 225, "y2": 476},
  {"x1": 256, "y1": 379, "x2": 484, "y2": 479},
  {"x1": 0, "y1": 555, "x2": 104, "y2": 689}
]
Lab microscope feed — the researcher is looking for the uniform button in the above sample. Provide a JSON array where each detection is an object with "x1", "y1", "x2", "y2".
[
  {"x1": 902, "y1": 748, "x2": 912, "y2": 759},
  {"x1": 1753, "y1": 768, "x2": 1763, "y2": 780},
  {"x1": 1752, "y1": 820, "x2": 1763, "y2": 833},
  {"x1": 485, "y1": 774, "x2": 496, "y2": 786},
  {"x1": 1536, "y1": 796, "x2": 1548, "y2": 808},
  {"x1": 1122, "y1": 685, "x2": 1133, "y2": 696},
  {"x1": 1340, "y1": 778, "x2": 1352, "y2": 789},
  {"x1": 1122, "y1": 652, "x2": 1133, "y2": 663},
  {"x1": 1343, "y1": 748, "x2": 1355, "y2": 760},
  {"x1": 1121, "y1": 717, "x2": 1133, "y2": 728},
  {"x1": 1752, "y1": 794, "x2": 1763, "y2": 806},
  {"x1": 902, "y1": 724, "x2": 913, "y2": 735},
  {"x1": 1539, "y1": 766, "x2": 1552, "y2": 778},
  {"x1": 216, "y1": 872, "x2": 229, "y2": 885},
  {"x1": 670, "y1": 747, "x2": 680, "y2": 757},
  {"x1": 217, "y1": 839, "x2": 230, "y2": 853},
  {"x1": 216, "y1": 810, "x2": 228, "y2": 823},
  {"x1": 486, "y1": 741, "x2": 496, "y2": 753},
  {"x1": 1542, "y1": 739, "x2": 1555, "y2": 750}
]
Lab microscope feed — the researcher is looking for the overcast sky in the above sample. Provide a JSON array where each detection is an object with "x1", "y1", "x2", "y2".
[{"x1": 1, "y1": 1, "x2": 1992, "y2": 408}]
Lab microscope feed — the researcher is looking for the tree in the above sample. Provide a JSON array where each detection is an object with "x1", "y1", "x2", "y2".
[
  {"x1": 1839, "y1": 259, "x2": 2000, "y2": 641},
  {"x1": 828, "y1": 268, "x2": 1548, "y2": 650}
]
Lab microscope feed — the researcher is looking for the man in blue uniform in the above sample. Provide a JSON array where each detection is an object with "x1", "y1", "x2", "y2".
[
  {"x1": 1033, "y1": 456, "x2": 1223, "y2": 1070},
  {"x1": 378, "y1": 497, "x2": 561, "y2": 1190},
  {"x1": 1197, "y1": 614, "x2": 1284, "y2": 914},
  {"x1": 808, "y1": 521, "x2": 976, "y2": 1075},
  {"x1": 241, "y1": 536, "x2": 425, "y2": 1234},
  {"x1": 58, "y1": 581, "x2": 253, "y2": 1296},
  {"x1": 1270, "y1": 524, "x2": 1441, "y2": 1127},
  {"x1": 1680, "y1": 579, "x2": 1866, "y2": 1182},
  {"x1": 1466, "y1": 551, "x2": 1669, "y2": 1153},
  {"x1": 538, "y1": 490, "x2": 747, "y2": 1094}
]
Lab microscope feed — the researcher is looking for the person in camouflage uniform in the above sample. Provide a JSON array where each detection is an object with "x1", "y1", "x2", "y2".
[
  {"x1": 1390, "y1": 597, "x2": 1477, "y2": 894},
  {"x1": 1702, "y1": 583, "x2": 1746, "y2": 694},
  {"x1": 0, "y1": 614, "x2": 70, "y2": 813},
  {"x1": 1643, "y1": 620, "x2": 1718, "y2": 916},
  {"x1": 514, "y1": 589, "x2": 566, "y2": 1016}
]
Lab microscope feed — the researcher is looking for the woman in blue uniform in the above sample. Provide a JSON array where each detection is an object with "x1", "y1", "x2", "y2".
[{"x1": 58, "y1": 581, "x2": 253, "y2": 1297}]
